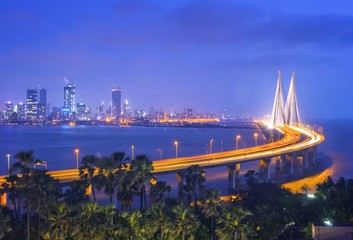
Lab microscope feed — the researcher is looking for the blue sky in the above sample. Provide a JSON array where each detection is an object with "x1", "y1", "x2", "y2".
[{"x1": 1, "y1": 0, "x2": 353, "y2": 119}]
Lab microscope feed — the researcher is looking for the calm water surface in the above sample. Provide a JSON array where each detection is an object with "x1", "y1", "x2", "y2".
[{"x1": 0, "y1": 125, "x2": 263, "y2": 175}]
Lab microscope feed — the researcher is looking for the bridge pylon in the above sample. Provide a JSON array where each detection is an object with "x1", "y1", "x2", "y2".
[
  {"x1": 285, "y1": 72, "x2": 301, "y2": 126},
  {"x1": 269, "y1": 71, "x2": 286, "y2": 128}
]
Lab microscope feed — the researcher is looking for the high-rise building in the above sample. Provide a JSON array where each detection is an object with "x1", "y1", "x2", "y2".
[
  {"x1": 99, "y1": 101, "x2": 104, "y2": 118},
  {"x1": 5, "y1": 101, "x2": 14, "y2": 120},
  {"x1": 26, "y1": 89, "x2": 38, "y2": 120},
  {"x1": 123, "y1": 99, "x2": 131, "y2": 118},
  {"x1": 112, "y1": 87, "x2": 121, "y2": 119},
  {"x1": 38, "y1": 88, "x2": 47, "y2": 119},
  {"x1": 64, "y1": 83, "x2": 76, "y2": 114},
  {"x1": 17, "y1": 102, "x2": 26, "y2": 120},
  {"x1": 76, "y1": 101, "x2": 86, "y2": 120}
]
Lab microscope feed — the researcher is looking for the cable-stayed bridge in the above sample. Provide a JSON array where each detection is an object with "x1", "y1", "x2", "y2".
[{"x1": 0, "y1": 72, "x2": 325, "y2": 205}]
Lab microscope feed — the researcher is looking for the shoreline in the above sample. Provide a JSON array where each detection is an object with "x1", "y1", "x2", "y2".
[{"x1": 281, "y1": 154, "x2": 333, "y2": 193}]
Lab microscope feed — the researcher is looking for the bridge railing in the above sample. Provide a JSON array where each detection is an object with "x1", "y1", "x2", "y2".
[{"x1": 295, "y1": 123, "x2": 324, "y2": 136}]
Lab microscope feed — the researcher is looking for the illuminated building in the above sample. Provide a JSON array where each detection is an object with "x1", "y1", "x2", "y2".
[
  {"x1": 5, "y1": 101, "x2": 14, "y2": 120},
  {"x1": 112, "y1": 87, "x2": 121, "y2": 119},
  {"x1": 63, "y1": 83, "x2": 76, "y2": 119},
  {"x1": 77, "y1": 101, "x2": 88, "y2": 120},
  {"x1": 123, "y1": 99, "x2": 131, "y2": 118},
  {"x1": 26, "y1": 89, "x2": 38, "y2": 120},
  {"x1": 17, "y1": 102, "x2": 26, "y2": 120},
  {"x1": 98, "y1": 101, "x2": 104, "y2": 118},
  {"x1": 38, "y1": 87, "x2": 47, "y2": 119},
  {"x1": 51, "y1": 106, "x2": 61, "y2": 120}
]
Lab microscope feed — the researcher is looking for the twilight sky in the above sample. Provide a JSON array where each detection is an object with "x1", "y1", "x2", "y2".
[{"x1": 1, "y1": 0, "x2": 353, "y2": 119}]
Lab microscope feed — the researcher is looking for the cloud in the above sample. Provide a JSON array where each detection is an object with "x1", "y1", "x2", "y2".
[
  {"x1": 249, "y1": 13, "x2": 353, "y2": 47},
  {"x1": 160, "y1": 1, "x2": 353, "y2": 48}
]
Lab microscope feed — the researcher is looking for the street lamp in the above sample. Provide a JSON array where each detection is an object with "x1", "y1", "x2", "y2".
[
  {"x1": 220, "y1": 140, "x2": 223, "y2": 152},
  {"x1": 210, "y1": 139, "x2": 214, "y2": 154},
  {"x1": 157, "y1": 148, "x2": 163, "y2": 160},
  {"x1": 254, "y1": 132, "x2": 258, "y2": 146},
  {"x1": 174, "y1": 141, "x2": 178, "y2": 158},
  {"x1": 236, "y1": 135, "x2": 241, "y2": 149},
  {"x1": 6, "y1": 154, "x2": 10, "y2": 175},
  {"x1": 74, "y1": 149, "x2": 79, "y2": 169},
  {"x1": 131, "y1": 145, "x2": 135, "y2": 161}
]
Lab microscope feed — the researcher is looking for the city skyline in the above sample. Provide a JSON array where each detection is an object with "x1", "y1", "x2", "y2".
[{"x1": 1, "y1": 1, "x2": 353, "y2": 119}]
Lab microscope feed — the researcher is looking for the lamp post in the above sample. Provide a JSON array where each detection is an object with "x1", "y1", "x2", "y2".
[
  {"x1": 220, "y1": 140, "x2": 223, "y2": 152},
  {"x1": 210, "y1": 139, "x2": 214, "y2": 154},
  {"x1": 131, "y1": 145, "x2": 135, "y2": 161},
  {"x1": 6, "y1": 154, "x2": 10, "y2": 175},
  {"x1": 174, "y1": 141, "x2": 178, "y2": 158},
  {"x1": 236, "y1": 135, "x2": 241, "y2": 149},
  {"x1": 74, "y1": 149, "x2": 79, "y2": 169},
  {"x1": 254, "y1": 132, "x2": 258, "y2": 146},
  {"x1": 157, "y1": 148, "x2": 163, "y2": 160}
]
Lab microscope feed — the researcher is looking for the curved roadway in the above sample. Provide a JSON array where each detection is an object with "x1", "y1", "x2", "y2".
[{"x1": 0, "y1": 123, "x2": 324, "y2": 185}]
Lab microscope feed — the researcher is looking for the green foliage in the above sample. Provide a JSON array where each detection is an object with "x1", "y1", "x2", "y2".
[
  {"x1": 215, "y1": 206, "x2": 252, "y2": 240},
  {"x1": 3, "y1": 151, "x2": 353, "y2": 239}
]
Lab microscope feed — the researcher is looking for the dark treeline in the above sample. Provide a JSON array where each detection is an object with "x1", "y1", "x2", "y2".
[{"x1": 1, "y1": 151, "x2": 353, "y2": 239}]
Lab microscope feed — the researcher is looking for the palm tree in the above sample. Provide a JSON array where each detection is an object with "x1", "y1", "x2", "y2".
[
  {"x1": 150, "y1": 180, "x2": 171, "y2": 204},
  {"x1": 70, "y1": 202, "x2": 105, "y2": 240},
  {"x1": 0, "y1": 206, "x2": 13, "y2": 239},
  {"x1": 29, "y1": 169, "x2": 61, "y2": 240},
  {"x1": 11, "y1": 151, "x2": 36, "y2": 240},
  {"x1": 120, "y1": 211, "x2": 145, "y2": 240},
  {"x1": 184, "y1": 165, "x2": 206, "y2": 205},
  {"x1": 130, "y1": 155, "x2": 154, "y2": 210},
  {"x1": 117, "y1": 171, "x2": 135, "y2": 210},
  {"x1": 2, "y1": 174, "x2": 20, "y2": 220},
  {"x1": 94, "y1": 152, "x2": 127, "y2": 206},
  {"x1": 79, "y1": 155, "x2": 99, "y2": 201},
  {"x1": 44, "y1": 202, "x2": 71, "y2": 240},
  {"x1": 145, "y1": 203, "x2": 172, "y2": 239},
  {"x1": 216, "y1": 206, "x2": 252, "y2": 240},
  {"x1": 201, "y1": 189, "x2": 222, "y2": 240},
  {"x1": 100, "y1": 205, "x2": 123, "y2": 239},
  {"x1": 64, "y1": 179, "x2": 90, "y2": 205},
  {"x1": 172, "y1": 204, "x2": 201, "y2": 240},
  {"x1": 6, "y1": 151, "x2": 36, "y2": 225}
]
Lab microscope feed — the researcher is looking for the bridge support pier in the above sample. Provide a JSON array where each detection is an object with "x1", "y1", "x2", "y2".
[
  {"x1": 259, "y1": 158, "x2": 271, "y2": 182},
  {"x1": 235, "y1": 163, "x2": 241, "y2": 189},
  {"x1": 274, "y1": 156, "x2": 281, "y2": 171},
  {"x1": 0, "y1": 193, "x2": 7, "y2": 206},
  {"x1": 227, "y1": 165, "x2": 235, "y2": 190},
  {"x1": 310, "y1": 146, "x2": 317, "y2": 165},
  {"x1": 176, "y1": 172, "x2": 185, "y2": 198},
  {"x1": 303, "y1": 150, "x2": 309, "y2": 170},
  {"x1": 286, "y1": 153, "x2": 295, "y2": 175}
]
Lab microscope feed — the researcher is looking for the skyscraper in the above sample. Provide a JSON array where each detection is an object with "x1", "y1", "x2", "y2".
[
  {"x1": 123, "y1": 99, "x2": 131, "y2": 118},
  {"x1": 38, "y1": 87, "x2": 47, "y2": 119},
  {"x1": 17, "y1": 102, "x2": 26, "y2": 120},
  {"x1": 26, "y1": 89, "x2": 38, "y2": 120},
  {"x1": 63, "y1": 83, "x2": 76, "y2": 118},
  {"x1": 5, "y1": 101, "x2": 14, "y2": 120},
  {"x1": 112, "y1": 87, "x2": 121, "y2": 119}
]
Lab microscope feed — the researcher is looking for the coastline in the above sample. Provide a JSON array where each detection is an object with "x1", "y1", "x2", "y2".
[{"x1": 281, "y1": 154, "x2": 333, "y2": 193}]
